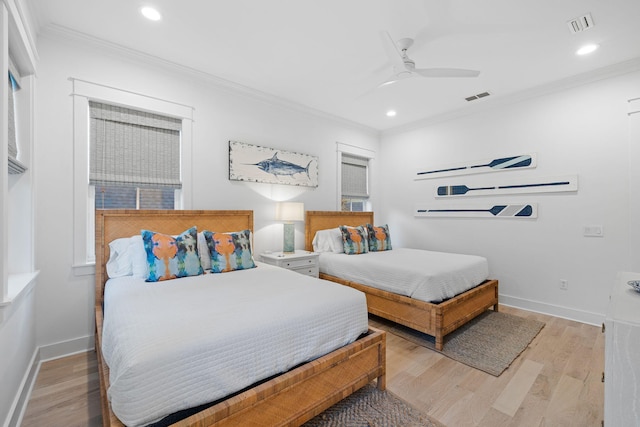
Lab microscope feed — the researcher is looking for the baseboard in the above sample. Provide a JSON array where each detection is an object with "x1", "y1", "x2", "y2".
[
  {"x1": 38, "y1": 334, "x2": 94, "y2": 362},
  {"x1": 500, "y1": 294, "x2": 604, "y2": 326},
  {"x1": 3, "y1": 349, "x2": 39, "y2": 427},
  {"x1": 5, "y1": 334, "x2": 94, "y2": 427}
]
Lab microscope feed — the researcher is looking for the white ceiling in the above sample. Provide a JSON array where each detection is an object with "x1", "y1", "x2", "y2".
[{"x1": 26, "y1": 0, "x2": 640, "y2": 131}]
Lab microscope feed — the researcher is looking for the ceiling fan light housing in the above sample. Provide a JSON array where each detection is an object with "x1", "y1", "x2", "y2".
[{"x1": 576, "y1": 43, "x2": 599, "y2": 55}]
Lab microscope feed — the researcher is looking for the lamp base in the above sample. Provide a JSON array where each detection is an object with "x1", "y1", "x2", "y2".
[{"x1": 283, "y1": 223, "x2": 295, "y2": 254}]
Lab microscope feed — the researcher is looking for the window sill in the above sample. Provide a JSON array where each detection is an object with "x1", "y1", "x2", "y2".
[
  {"x1": 73, "y1": 263, "x2": 96, "y2": 276},
  {"x1": 0, "y1": 271, "x2": 40, "y2": 320}
]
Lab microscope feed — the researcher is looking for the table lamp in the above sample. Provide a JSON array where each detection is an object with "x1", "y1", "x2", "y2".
[{"x1": 275, "y1": 202, "x2": 304, "y2": 254}]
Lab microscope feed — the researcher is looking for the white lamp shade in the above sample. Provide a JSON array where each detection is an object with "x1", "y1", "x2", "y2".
[{"x1": 276, "y1": 202, "x2": 304, "y2": 222}]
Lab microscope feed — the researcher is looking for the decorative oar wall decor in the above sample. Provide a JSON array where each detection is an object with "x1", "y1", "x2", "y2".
[
  {"x1": 415, "y1": 203, "x2": 538, "y2": 218},
  {"x1": 435, "y1": 175, "x2": 578, "y2": 198},
  {"x1": 415, "y1": 153, "x2": 537, "y2": 180}
]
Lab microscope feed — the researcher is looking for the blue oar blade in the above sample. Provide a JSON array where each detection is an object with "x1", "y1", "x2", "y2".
[
  {"x1": 488, "y1": 205, "x2": 507, "y2": 216},
  {"x1": 515, "y1": 205, "x2": 533, "y2": 216},
  {"x1": 486, "y1": 155, "x2": 532, "y2": 169}
]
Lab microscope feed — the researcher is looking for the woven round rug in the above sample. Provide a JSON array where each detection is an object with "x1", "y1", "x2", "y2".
[{"x1": 303, "y1": 383, "x2": 444, "y2": 427}]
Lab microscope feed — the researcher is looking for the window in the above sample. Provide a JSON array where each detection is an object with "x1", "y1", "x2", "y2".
[
  {"x1": 72, "y1": 79, "x2": 194, "y2": 270},
  {"x1": 89, "y1": 101, "x2": 181, "y2": 210},
  {"x1": 341, "y1": 154, "x2": 369, "y2": 212}
]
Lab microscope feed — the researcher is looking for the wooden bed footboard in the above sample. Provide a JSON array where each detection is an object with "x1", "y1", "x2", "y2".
[
  {"x1": 97, "y1": 303, "x2": 385, "y2": 427},
  {"x1": 321, "y1": 274, "x2": 498, "y2": 350}
]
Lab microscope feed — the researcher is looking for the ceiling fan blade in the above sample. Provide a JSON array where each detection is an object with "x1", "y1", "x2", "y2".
[
  {"x1": 377, "y1": 71, "x2": 412, "y2": 88},
  {"x1": 380, "y1": 31, "x2": 406, "y2": 69},
  {"x1": 414, "y1": 68, "x2": 480, "y2": 78}
]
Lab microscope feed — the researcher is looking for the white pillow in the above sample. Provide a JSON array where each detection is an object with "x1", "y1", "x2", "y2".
[
  {"x1": 312, "y1": 228, "x2": 344, "y2": 253},
  {"x1": 129, "y1": 235, "x2": 149, "y2": 278},
  {"x1": 106, "y1": 238, "x2": 134, "y2": 278}
]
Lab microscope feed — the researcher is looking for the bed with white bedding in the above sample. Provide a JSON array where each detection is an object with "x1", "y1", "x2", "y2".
[
  {"x1": 95, "y1": 209, "x2": 386, "y2": 427},
  {"x1": 103, "y1": 264, "x2": 369, "y2": 426},
  {"x1": 305, "y1": 210, "x2": 499, "y2": 351},
  {"x1": 318, "y1": 249, "x2": 489, "y2": 303}
]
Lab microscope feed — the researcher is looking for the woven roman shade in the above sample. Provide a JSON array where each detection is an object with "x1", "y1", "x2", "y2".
[
  {"x1": 8, "y1": 72, "x2": 18, "y2": 160},
  {"x1": 89, "y1": 101, "x2": 182, "y2": 189},
  {"x1": 341, "y1": 154, "x2": 369, "y2": 198}
]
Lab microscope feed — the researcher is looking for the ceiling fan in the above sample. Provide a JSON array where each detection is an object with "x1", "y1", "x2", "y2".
[{"x1": 379, "y1": 32, "x2": 480, "y2": 87}]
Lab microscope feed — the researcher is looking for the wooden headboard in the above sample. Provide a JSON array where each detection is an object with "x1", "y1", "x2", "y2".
[
  {"x1": 305, "y1": 211, "x2": 374, "y2": 251},
  {"x1": 95, "y1": 209, "x2": 254, "y2": 308}
]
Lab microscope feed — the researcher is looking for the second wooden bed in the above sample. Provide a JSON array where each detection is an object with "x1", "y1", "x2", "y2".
[
  {"x1": 95, "y1": 209, "x2": 386, "y2": 427},
  {"x1": 305, "y1": 210, "x2": 498, "y2": 351}
]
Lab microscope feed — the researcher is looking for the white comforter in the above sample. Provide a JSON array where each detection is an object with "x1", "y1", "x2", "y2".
[
  {"x1": 319, "y1": 248, "x2": 489, "y2": 303},
  {"x1": 101, "y1": 262, "x2": 368, "y2": 427}
]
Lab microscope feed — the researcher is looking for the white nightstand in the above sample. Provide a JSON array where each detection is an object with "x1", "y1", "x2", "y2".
[{"x1": 260, "y1": 250, "x2": 320, "y2": 278}]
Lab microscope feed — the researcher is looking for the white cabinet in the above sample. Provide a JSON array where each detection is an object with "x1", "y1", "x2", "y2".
[
  {"x1": 260, "y1": 251, "x2": 320, "y2": 278},
  {"x1": 604, "y1": 272, "x2": 640, "y2": 427}
]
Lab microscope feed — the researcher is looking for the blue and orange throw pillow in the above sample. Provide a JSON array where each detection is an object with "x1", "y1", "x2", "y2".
[
  {"x1": 366, "y1": 224, "x2": 392, "y2": 252},
  {"x1": 141, "y1": 227, "x2": 204, "y2": 282},
  {"x1": 203, "y1": 229, "x2": 256, "y2": 273},
  {"x1": 339, "y1": 225, "x2": 369, "y2": 255}
]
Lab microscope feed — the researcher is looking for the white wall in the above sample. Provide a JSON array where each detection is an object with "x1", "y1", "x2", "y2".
[
  {"x1": 31, "y1": 33, "x2": 379, "y2": 354},
  {"x1": 0, "y1": 289, "x2": 36, "y2": 427},
  {"x1": 378, "y1": 70, "x2": 640, "y2": 324}
]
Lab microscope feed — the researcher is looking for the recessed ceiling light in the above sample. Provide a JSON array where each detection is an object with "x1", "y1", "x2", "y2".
[
  {"x1": 141, "y1": 6, "x2": 162, "y2": 21},
  {"x1": 576, "y1": 43, "x2": 599, "y2": 56},
  {"x1": 386, "y1": 110, "x2": 397, "y2": 117}
]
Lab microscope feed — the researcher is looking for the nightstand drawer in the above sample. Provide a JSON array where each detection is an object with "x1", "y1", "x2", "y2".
[
  {"x1": 292, "y1": 266, "x2": 320, "y2": 277},
  {"x1": 280, "y1": 258, "x2": 316, "y2": 269}
]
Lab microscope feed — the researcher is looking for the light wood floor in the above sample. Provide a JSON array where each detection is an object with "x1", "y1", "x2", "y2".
[{"x1": 21, "y1": 305, "x2": 603, "y2": 427}]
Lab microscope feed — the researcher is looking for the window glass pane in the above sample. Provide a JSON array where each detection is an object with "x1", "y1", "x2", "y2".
[
  {"x1": 351, "y1": 200, "x2": 365, "y2": 212},
  {"x1": 139, "y1": 188, "x2": 175, "y2": 209},
  {"x1": 95, "y1": 185, "x2": 136, "y2": 209},
  {"x1": 342, "y1": 197, "x2": 366, "y2": 212}
]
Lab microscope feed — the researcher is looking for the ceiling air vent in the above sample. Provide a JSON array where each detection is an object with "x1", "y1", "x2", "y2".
[
  {"x1": 465, "y1": 91, "x2": 491, "y2": 102},
  {"x1": 567, "y1": 13, "x2": 594, "y2": 34}
]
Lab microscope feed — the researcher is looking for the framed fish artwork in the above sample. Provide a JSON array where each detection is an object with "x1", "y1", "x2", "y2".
[{"x1": 228, "y1": 140, "x2": 319, "y2": 187}]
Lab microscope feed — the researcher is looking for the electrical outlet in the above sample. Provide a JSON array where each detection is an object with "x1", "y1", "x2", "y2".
[
  {"x1": 583, "y1": 225, "x2": 604, "y2": 237},
  {"x1": 559, "y1": 279, "x2": 568, "y2": 290}
]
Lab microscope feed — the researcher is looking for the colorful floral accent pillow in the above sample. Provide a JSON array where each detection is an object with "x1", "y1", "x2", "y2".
[
  {"x1": 141, "y1": 227, "x2": 204, "y2": 282},
  {"x1": 339, "y1": 225, "x2": 369, "y2": 255},
  {"x1": 366, "y1": 224, "x2": 392, "y2": 252},
  {"x1": 203, "y1": 229, "x2": 256, "y2": 273}
]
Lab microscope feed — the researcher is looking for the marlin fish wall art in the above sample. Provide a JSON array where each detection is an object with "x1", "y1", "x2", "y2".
[{"x1": 229, "y1": 140, "x2": 319, "y2": 187}]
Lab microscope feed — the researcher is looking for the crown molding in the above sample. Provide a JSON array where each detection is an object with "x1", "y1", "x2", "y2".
[
  {"x1": 39, "y1": 24, "x2": 377, "y2": 135},
  {"x1": 382, "y1": 56, "x2": 640, "y2": 137}
]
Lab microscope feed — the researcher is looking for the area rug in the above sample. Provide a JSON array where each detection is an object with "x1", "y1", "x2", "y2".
[
  {"x1": 303, "y1": 383, "x2": 444, "y2": 427},
  {"x1": 370, "y1": 310, "x2": 544, "y2": 376}
]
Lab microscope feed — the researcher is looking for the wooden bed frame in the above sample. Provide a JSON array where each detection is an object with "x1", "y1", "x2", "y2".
[
  {"x1": 305, "y1": 210, "x2": 499, "y2": 351},
  {"x1": 95, "y1": 209, "x2": 386, "y2": 427}
]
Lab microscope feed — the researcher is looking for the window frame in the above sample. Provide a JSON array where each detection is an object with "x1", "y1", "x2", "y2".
[
  {"x1": 336, "y1": 142, "x2": 375, "y2": 212},
  {"x1": 72, "y1": 79, "x2": 194, "y2": 274}
]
